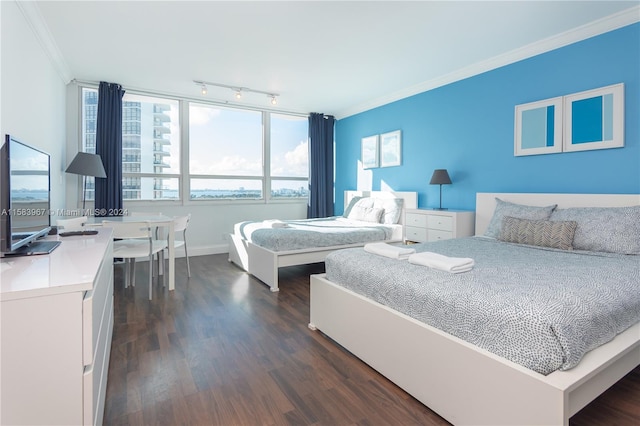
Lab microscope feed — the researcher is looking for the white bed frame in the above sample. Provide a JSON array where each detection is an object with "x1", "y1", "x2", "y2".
[
  {"x1": 228, "y1": 190, "x2": 417, "y2": 292},
  {"x1": 309, "y1": 192, "x2": 640, "y2": 425}
]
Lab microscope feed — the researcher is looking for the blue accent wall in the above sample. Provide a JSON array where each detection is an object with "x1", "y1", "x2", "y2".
[{"x1": 334, "y1": 23, "x2": 640, "y2": 213}]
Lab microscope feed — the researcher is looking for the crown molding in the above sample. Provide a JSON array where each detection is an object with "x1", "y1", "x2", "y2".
[
  {"x1": 336, "y1": 5, "x2": 640, "y2": 120},
  {"x1": 16, "y1": 1, "x2": 72, "y2": 84}
]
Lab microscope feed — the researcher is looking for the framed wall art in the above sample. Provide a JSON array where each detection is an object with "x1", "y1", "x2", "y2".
[
  {"x1": 514, "y1": 97, "x2": 563, "y2": 156},
  {"x1": 563, "y1": 83, "x2": 624, "y2": 153},
  {"x1": 361, "y1": 135, "x2": 379, "y2": 169},
  {"x1": 380, "y1": 130, "x2": 402, "y2": 167}
]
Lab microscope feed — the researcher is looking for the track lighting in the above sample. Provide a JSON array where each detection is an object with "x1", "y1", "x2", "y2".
[{"x1": 193, "y1": 80, "x2": 280, "y2": 106}]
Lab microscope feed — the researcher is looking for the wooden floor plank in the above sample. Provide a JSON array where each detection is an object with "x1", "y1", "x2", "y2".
[{"x1": 104, "y1": 254, "x2": 640, "y2": 425}]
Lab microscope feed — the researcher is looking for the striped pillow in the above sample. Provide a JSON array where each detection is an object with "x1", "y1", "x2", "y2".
[{"x1": 499, "y1": 216, "x2": 577, "y2": 250}]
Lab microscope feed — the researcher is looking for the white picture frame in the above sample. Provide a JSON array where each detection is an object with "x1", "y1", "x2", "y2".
[
  {"x1": 380, "y1": 130, "x2": 402, "y2": 167},
  {"x1": 361, "y1": 135, "x2": 379, "y2": 169},
  {"x1": 514, "y1": 97, "x2": 563, "y2": 156},
  {"x1": 563, "y1": 83, "x2": 624, "y2": 153}
]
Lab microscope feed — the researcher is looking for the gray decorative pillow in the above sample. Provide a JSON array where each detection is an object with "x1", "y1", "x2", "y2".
[
  {"x1": 484, "y1": 198, "x2": 557, "y2": 238},
  {"x1": 499, "y1": 216, "x2": 577, "y2": 250},
  {"x1": 550, "y1": 206, "x2": 640, "y2": 254}
]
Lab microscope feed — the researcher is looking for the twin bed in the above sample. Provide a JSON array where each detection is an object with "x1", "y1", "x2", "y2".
[
  {"x1": 309, "y1": 192, "x2": 640, "y2": 425},
  {"x1": 228, "y1": 190, "x2": 417, "y2": 292}
]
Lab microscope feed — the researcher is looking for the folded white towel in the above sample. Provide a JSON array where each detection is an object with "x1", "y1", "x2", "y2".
[
  {"x1": 263, "y1": 220, "x2": 290, "y2": 228},
  {"x1": 408, "y1": 251, "x2": 475, "y2": 273},
  {"x1": 364, "y1": 242, "x2": 416, "y2": 260}
]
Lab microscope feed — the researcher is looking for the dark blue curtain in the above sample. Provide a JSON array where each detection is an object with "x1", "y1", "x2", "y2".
[
  {"x1": 95, "y1": 81, "x2": 125, "y2": 216},
  {"x1": 307, "y1": 112, "x2": 335, "y2": 218}
]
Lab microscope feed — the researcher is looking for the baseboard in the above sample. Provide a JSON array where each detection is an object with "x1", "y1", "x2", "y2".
[{"x1": 188, "y1": 244, "x2": 229, "y2": 257}]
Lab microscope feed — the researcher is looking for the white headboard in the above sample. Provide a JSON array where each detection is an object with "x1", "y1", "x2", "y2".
[
  {"x1": 344, "y1": 190, "x2": 418, "y2": 225},
  {"x1": 475, "y1": 192, "x2": 640, "y2": 236}
]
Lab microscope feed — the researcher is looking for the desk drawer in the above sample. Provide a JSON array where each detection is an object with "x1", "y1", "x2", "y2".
[
  {"x1": 428, "y1": 229, "x2": 453, "y2": 242},
  {"x1": 427, "y1": 215, "x2": 453, "y2": 231},
  {"x1": 83, "y1": 240, "x2": 113, "y2": 367},
  {"x1": 405, "y1": 213, "x2": 427, "y2": 228},
  {"x1": 83, "y1": 295, "x2": 113, "y2": 426},
  {"x1": 405, "y1": 226, "x2": 427, "y2": 243}
]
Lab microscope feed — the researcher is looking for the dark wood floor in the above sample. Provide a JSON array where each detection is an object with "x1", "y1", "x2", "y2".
[{"x1": 104, "y1": 254, "x2": 640, "y2": 425}]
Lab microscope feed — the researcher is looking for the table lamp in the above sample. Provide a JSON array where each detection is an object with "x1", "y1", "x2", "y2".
[
  {"x1": 66, "y1": 152, "x2": 107, "y2": 210},
  {"x1": 429, "y1": 169, "x2": 452, "y2": 210}
]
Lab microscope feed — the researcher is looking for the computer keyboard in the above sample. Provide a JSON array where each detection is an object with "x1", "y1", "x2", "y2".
[{"x1": 59, "y1": 230, "x2": 99, "y2": 237}]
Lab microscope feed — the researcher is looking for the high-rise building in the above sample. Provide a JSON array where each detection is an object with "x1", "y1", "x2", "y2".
[{"x1": 82, "y1": 89, "x2": 172, "y2": 200}]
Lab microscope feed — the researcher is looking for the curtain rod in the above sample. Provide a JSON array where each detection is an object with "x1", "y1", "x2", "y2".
[{"x1": 71, "y1": 79, "x2": 309, "y2": 117}]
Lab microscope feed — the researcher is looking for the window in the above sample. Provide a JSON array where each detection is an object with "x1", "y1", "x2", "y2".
[
  {"x1": 270, "y1": 113, "x2": 309, "y2": 199},
  {"x1": 80, "y1": 86, "x2": 309, "y2": 203},
  {"x1": 188, "y1": 104, "x2": 308, "y2": 200},
  {"x1": 81, "y1": 88, "x2": 180, "y2": 200},
  {"x1": 189, "y1": 104, "x2": 263, "y2": 199}
]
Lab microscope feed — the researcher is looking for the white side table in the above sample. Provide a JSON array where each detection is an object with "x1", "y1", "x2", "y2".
[{"x1": 404, "y1": 209, "x2": 475, "y2": 243}]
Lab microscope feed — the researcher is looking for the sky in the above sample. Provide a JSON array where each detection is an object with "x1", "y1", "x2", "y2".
[{"x1": 188, "y1": 104, "x2": 308, "y2": 190}]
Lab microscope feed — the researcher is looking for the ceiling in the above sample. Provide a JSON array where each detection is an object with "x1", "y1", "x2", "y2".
[{"x1": 32, "y1": 1, "x2": 639, "y2": 118}]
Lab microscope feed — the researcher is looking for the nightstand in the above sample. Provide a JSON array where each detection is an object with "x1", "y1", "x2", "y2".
[{"x1": 404, "y1": 209, "x2": 475, "y2": 243}]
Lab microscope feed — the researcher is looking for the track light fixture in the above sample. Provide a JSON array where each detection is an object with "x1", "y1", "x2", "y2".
[{"x1": 194, "y1": 80, "x2": 279, "y2": 106}]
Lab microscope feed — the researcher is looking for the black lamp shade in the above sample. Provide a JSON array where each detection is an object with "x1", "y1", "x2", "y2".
[
  {"x1": 429, "y1": 169, "x2": 451, "y2": 185},
  {"x1": 65, "y1": 152, "x2": 106, "y2": 178}
]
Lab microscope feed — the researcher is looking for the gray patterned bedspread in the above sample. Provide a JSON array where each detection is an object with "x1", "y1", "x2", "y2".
[
  {"x1": 324, "y1": 237, "x2": 640, "y2": 375},
  {"x1": 237, "y1": 217, "x2": 395, "y2": 251}
]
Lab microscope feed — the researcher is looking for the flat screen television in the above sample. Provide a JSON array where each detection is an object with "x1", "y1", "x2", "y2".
[{"x1": 0, "y1": 134, "x2": 59, "y2": 257}]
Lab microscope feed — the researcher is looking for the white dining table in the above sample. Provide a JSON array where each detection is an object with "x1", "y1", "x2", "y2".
[{"x1": 90, "y1": 215, "x2": 176, "y2": 291}]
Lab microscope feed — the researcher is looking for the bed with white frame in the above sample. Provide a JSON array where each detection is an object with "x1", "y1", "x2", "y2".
[
  {"x1": 228, "y1": 190, "x2": 417, "y2": 292},
  {"x1": 308, "y1": 192, "x2": 640, "y2": 425}
]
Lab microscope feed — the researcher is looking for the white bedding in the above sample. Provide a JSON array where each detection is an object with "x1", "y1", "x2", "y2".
[
  {"x1": 325, "y1": 237, "x2": 640, "y2": 375},
  {"x1": 234, "y1": 216, "x2": 403, "y2": 250}
]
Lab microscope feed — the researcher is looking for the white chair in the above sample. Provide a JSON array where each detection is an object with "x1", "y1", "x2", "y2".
[
  {"x1": 172, "y1": 214, "x2": 191, "y2": 277},
  {"x1": 56, "y1": 216, "x2": 88, "y2": 231},
  {"x1": 102, "y1": 220, "x2": 168, "y2": 300},
  {"x1": 129, "y1": 212, "x2": 164, "y2": 262}
]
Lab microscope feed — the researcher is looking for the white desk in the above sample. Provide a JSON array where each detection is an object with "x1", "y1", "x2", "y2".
[
  {"x1": 92, "y1": 215, "x2": 176, "y2": 291},
  {"x1": 1, "y1": 228, "x2": 114, "y2": 425}
]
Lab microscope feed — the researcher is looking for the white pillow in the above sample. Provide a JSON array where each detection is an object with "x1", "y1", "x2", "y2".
[
  {"x1": 343, "y1": 196, "x2": 364, "y2": 217},
  {"x1": 347, "y1": 205, "x2": 384, "y2": 223},
  {"x1": 377, "y1": 198, "x2": 404, "y2": 224},
  {"x1": 344, "y1": 196, "x2": 403, "y2": 224}
]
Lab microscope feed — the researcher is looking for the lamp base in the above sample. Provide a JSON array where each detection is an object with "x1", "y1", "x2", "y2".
[{"x1": 433, "y1": 207, "x2": 448, "y2": 211}]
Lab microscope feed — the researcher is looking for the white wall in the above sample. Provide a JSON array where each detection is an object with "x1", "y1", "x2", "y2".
[{"x1": 1, "y1": 1, "x2": 67, "y2": 212}]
